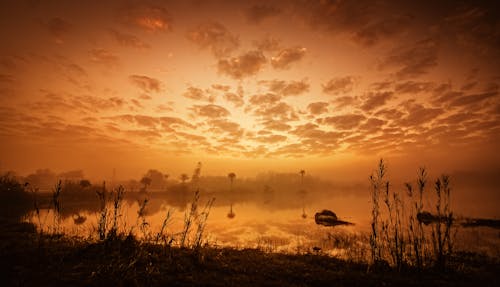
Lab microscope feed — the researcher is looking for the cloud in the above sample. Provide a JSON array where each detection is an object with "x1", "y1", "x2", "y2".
[
  {"x1": 217, "y1": 50, "x2": 266, "y2": 79},
  {"x1": 253, "y1": 35, "x2": 281, "y2": 52},
  {"x1": 380, "y1": 38, "x2": 438, "y2": 79},
  {"x1": 360, "y1": 91, "x2": 393, "y2": 112},
  {"x1": 318, "y1": 114, "x2": 366, "y2": 130},
  {"x1": 448, "y1": 91, "x2": 498, "y2": 108},
  {"x1": 191, "y1": 104, "x2": 230, "y2": 118},
  {"x1": 89, "y1": 49, "x2": 119, "y2": 68},
  {"x1": 223, "y1": 92, "x2": 244, "y2": 107},
  {"x1": 129, "y1": 75, "x2": 162, "y2": 93},
  {"x1": 271, "y1": 47, "x2": 306, "y2": 69},
  {"x1": 110, "y1": 30, "x2": 150, "y2": 49},
  {"x1": 397, "y1": 102, "x2": 443, "y2": 127},
  {"x1": 249, "y1": 93, "x2": 281, "y2": 105},
  {"x1": 332, "y1": 96, "x2": 359, "y2": 109},
  {"x1": 253, "y1": 134, "x2": 287, "y2": 144},
  {"x1": 261, "y1": 119, "x2": 292, "y2": 131},
  {"x1": 183, "y1": 86, "x2": 205, "y2": 101},
  {"x1": 260, "y1": 79, "x2": 309, "y2": 96},
  {"x1": 187, "y1": 22, "x2": 239, "y2": 58},
  {"x1": 207, "y1": 119, "x2": 244, "y2": 138},
  {"x1": 291, "y1": 123, "x2": 343, "y2": 145},
  {"x1": 307, "y1": 102, "x2": 329, "y2": 115},
  {"x1": 293, "y1": 1, "x2": 410, "y2": 46},
  {"x1": 322, "y1": 76, "x2": 356, "y2": 95},
  {"x1": 46, "y1": 17, "x2": 71, "y2": 43},
  {"x1": 119, "y1": 3, "x2": 172, "y2": 32},
  {"x1": 253, "y1": 102, "x2": 298, "y2": 121},
  {"x1": 395, "y1": 81, "x2": 434, "y2": 94},
  {"x1": 211, "y1": 84, "x2": 231, "y2": 92},
  {"x1": 245, "y1": 4, "x2": 282, "y2": 24}
]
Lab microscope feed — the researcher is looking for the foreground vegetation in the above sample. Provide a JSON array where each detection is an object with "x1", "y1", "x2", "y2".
[
  {"x1": 1, "y1": 161, "x2": 499, "y2": 286},
  {"x1": 1, "y1": 218, "x2": 499, "y2": 287}
]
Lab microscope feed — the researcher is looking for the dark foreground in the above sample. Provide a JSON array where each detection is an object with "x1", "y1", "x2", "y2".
[{"x1": 1, "y1": 219, "x2": 498, "y2": 287}]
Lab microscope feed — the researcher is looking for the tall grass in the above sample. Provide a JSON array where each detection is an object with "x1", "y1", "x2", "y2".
[{"x1": 369, "y1": 159, "x2": 456, "y2": 271}]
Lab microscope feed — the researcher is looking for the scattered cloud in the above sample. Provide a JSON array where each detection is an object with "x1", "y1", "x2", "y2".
[
  {"x1": 129, "y1": 75, "x2": 162, "y2": 93},
  {"x1": 223, "y1": 92, "x2": 244, "y2": 107},
  {"x1": 318, "y1": 114, "x2": 366, "y2": 130},
  {"x1": 260, "y1": 79, "x2": 309, "y2": 96},
  {"x1": 217, "y1": 50, "x2": 266, "y2": 79},
  {"x1": 307, "y1": 102, "x2": 329, "y2": 115},
  {"x1": 89, "y1": 49, "x2": 119, "y2": 68},
  {"x1": 380, "y1": 38, "x2": 438, "y2": 79},
  {"x1": 322, "y1": 76, "x2": 356, "y2": 95},
  {"x1": 183, "y1": 86, "x2": 205, "y2": 101},
  {"x1": 360, "y1": 91, "x2": 393, "y2": 112},
  {"x1": 119, "y1": 3, "x2": 172, "y2": 32},
  {"x1": 261, "y1": 119, "x2": 292, "y2": 131},
  {"x1": 271, "y1": 47, "x2": 306, "y2": 69},
  {"x1": 253, "y1": 35, "x2": 281, "y2": 52},
  {"x1": 249, "y1": 93, "x2": 281, "y2": 105},
  {"x1": 191, "y1": 104, "x2": 230, "y2": 118},
  {"x1": 187, "y1": 22, "x2": 239, "y2": 58},
  {"x1": 110, "y1": 30, "x2": 150, "y2": 49}
]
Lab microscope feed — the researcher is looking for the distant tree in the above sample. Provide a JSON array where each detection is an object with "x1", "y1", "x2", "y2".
[
  {"x1": 191, "y1": 162, "x2": 202, "y2": 183},
  {"x1": 144, "y1": 169, "x2": 166, "y2": 190},
  {"x1": 180, "y1": 174, "x2": 189, "y2": 184},
  {"x1": 299, "y1": 170, "x2": 305, "y2": 185},
  {"x1": 140, "y1": 176, "x2": 152, "y2": 191},
  {"x1": 79, "y1": 179, "x2": 91, "y2": 189},
  {"x1": 228, "y1": 172, "x2": 236, "y2": 191}
]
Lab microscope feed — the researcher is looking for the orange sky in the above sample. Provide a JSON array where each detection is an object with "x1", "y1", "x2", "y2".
[{"x1": 0, "y1": 0, "x2": 499, "y2": 180}]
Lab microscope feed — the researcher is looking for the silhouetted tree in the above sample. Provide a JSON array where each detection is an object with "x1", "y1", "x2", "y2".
[
  {"x1": 180, "y1": 174, "x2": 189, "y2": 184},
  {"x1": 140, "y1": 176, "x2": 152, "y2": 191},
  {"x1": 79, "y1": 179, "x2": 91, "y2": 189},
  {"x1": 228, "y1": 172, "x2": 236, "y2": 191},
  {"x1": 299, "y1": 170, "x2": 305, "y2": 185}
]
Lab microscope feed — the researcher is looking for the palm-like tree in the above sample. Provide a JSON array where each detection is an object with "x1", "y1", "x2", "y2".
[
  {"x1": 227, "y1": 172, "x2": 236, "y2": 219},
  {"x1": 227, "y1": 172, "x2": 236, "y2": 191},
  {"x1": 299, "y1": 170, "x2": 305, "y2": 185}
]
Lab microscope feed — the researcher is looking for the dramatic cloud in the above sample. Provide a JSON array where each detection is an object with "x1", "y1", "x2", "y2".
[
  {"x1": 260, "y1": 79, "x2": 309, "y2": 96},
  {"x1": 271, "y1": 47, "x2": 306, "y2": 69},
  {"x1": 129, "y1": 75, "x2": 162, "y2": 93},
  {"x1": 187, "y1": 22, "x2": 239, "y2": 57},
  {"x1": 217, "y1": 50, "x2": 266, "y2": 79},
  {"x1": 183, "y1": 86, "x2": 205, "y2": 101},
  {"x1": 245, "y1": 5, "x2": 281, "y2": 24},
  {"x1": 191, "y1": 104, "x2": 230, "y2": 118},
  {"x1": 318, "y1": 114, "x2": 366, "y2": 130},
  {"x1": 323, "y1": 76, "x2": 356, "y2": 95},
  {"x1": 380, "y1": 38, "x2": 439, "y2": 78},
  {"x1": 89, "y1": 49, "x2": 119, "y2": 67},
  {"x1": 360, "y1": 92, "x2": 393, "y2": 112},
  {"x1": 110, "y1": 30, "x2": 150, "y2": 49},
  {"x1": 253, "y1": 35, "x2": 281, "y2": 52},
  {"x1": 119, "y1": 3, "x2": 172, "y2": 32},
  {"x1": 223, "y1": 92, "x2": 244, "y2": 107},
  {"x1": 307, "y1": 102, "x2": 329, "y2": 115}
]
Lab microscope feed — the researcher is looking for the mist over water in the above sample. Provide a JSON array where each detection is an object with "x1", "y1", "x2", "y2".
[{"x1": 23, "y1": 171, "x2": 499, "y2": 256}]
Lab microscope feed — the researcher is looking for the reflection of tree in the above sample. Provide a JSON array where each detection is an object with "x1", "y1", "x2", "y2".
[
  {"x1": 227, "y1": 203, "x2": 235, "y2": 219},
  {"x1": 227, "y1": 172, "x2": 236, "y2": 219},
  {"x1": 299, "y1": 170, "x2": 305, "y2": 186}
]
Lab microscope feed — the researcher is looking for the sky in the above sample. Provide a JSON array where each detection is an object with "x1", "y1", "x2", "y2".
[{"x1": 0, "y1": 0, "x2": 499, "y2": 181}]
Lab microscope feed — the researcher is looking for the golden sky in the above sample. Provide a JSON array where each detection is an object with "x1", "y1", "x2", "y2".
[{"x1": 0, "y1": 0, "x2": 499, "y2": 179}]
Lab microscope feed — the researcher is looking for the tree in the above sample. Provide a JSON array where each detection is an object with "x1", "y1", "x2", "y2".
[
  {"x1": 299, "y1": 170, "x2": 305, "y2": 185},
  {"x1": 79, "y1": 179, "x2": 91, "y2": 189},
  {"x1": 180, "y1": 174, "x2": 189, "y2": 184},
  {"x1": 228, "y1": 172, "x2": 236, "y2": 191},
  {"x1": 140, "y1": 176, "x2": 152, "y2": 191}
]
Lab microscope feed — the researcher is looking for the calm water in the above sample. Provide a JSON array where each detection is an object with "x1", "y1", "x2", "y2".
[{"x1": 25, "y1": 187, "x2": 500, "y2": 257}]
